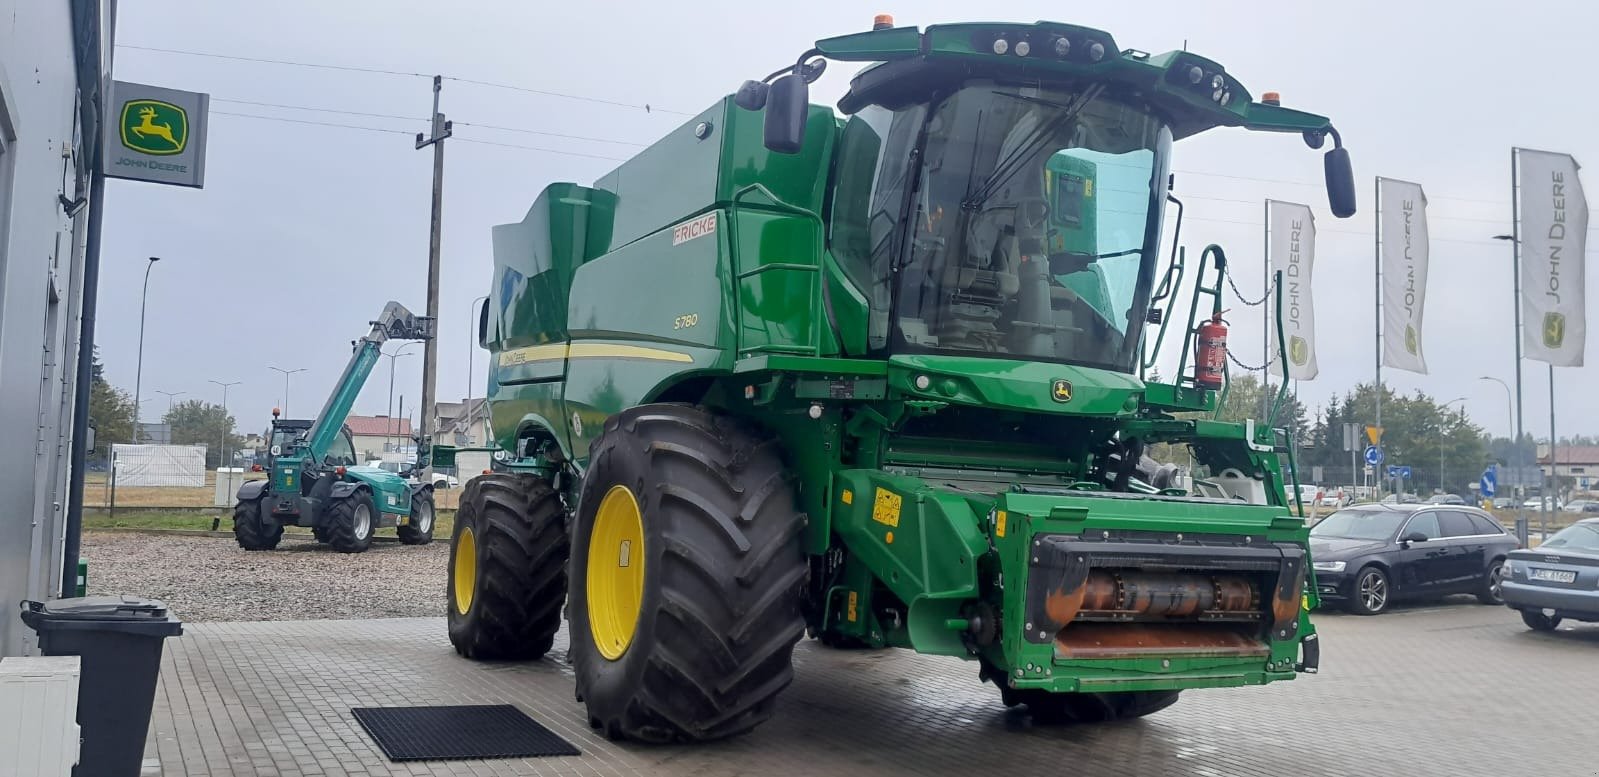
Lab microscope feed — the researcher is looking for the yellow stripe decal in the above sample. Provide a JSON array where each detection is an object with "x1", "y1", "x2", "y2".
[{"x1": 497, "y1": 342, "x2": 693, "y2": 367}]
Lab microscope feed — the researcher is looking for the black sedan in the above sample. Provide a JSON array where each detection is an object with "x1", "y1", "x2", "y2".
[
  {"x1": 1502, "y1": 518, "x2": 1599, "y2": 631},
  {"x1": 1309, "y1": 504, "x2": 1519, "y2": 615}
]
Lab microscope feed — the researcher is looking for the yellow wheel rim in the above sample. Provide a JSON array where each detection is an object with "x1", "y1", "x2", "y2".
[
  {"x1": 453, "y1": 526, "x2": 477, "y2": 615},
  {"x1": 587, "y1": 484, "x2": 646, "y2": 661}
]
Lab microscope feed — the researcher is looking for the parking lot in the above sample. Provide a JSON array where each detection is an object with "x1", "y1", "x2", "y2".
[{"x1": 124, "y1": 535, "x2": 1598, "y2": 777}]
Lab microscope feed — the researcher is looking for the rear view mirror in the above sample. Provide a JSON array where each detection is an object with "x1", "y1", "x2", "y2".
[
  {"x1": 1324, "y1": 147, "x2": 1356, "y2": 218},
  {"x1": 763, "y1": 74, "x2": 808, "y2": 154},
  {"x1": 1401, "y1": 531, "x2": 1429, "y2": 544}
]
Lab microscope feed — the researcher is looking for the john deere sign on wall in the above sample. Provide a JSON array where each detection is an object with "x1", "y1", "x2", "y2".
[{"x1": 104, "y1": 81, "x2": 210, "y2": 187}]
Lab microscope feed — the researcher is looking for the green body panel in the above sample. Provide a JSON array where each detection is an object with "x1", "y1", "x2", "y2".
[
  {"x1": 477, "y1": 20, "x2": 1338, "y2": 697},
  {"x1": 346, "y1": 466, "x2": 411, "y2": 517}
]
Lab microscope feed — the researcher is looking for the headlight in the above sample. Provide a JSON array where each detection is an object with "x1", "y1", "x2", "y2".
[{"x1": 1313, "y1": 561, "x2": 1346, "y2": 573}]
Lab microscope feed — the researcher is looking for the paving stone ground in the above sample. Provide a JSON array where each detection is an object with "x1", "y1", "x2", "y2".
[{"x1": 144, "y1": 599, "x2": 1599, "y2": 777}]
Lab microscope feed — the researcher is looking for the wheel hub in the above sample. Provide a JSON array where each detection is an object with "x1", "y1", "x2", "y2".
[
  {"x1": 587, "y1": 484, "x2": 646, "y2": 661},
  {"x1": 454, "y1": 526, "x2": 477, "y2": 615}
]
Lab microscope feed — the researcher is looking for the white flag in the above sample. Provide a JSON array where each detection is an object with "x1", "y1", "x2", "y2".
[
  {"x1": 1518, "y1": 149, "x2": 1587, "y2": 366},
  {"x1": 1267, "y1": 201, "x2": 1318, "y2": 380},
  {"x1": 1379, "y1": 178, "x2": 1429, "y2": 374}
]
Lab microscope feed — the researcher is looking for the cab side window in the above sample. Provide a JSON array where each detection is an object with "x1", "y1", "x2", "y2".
[
  {"x1": 1403, "y1": 512, "x2": 1440, "y2": 540},
  {"x1": 1468, "y1": 513, "x2": 1506, "y2": 536},
  {"x1": 325, "y1": 429, "x2": 357, "y2": 467}
]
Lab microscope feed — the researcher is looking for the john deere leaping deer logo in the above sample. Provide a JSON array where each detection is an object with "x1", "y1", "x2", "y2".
[{"x1": 120, "y1": 100, "x2": 188, "y2": 155}]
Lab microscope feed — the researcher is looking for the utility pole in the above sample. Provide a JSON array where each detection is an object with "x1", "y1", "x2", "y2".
[{"x1": 415, "y1": 75, "x2": 451, "y2": 474}]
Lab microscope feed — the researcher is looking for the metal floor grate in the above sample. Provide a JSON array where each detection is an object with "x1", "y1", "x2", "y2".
[{"x1": 351, "y1": 704, "x2": 580, "y2": 761}]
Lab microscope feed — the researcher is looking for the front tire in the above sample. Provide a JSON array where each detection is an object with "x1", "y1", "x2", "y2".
[
  {"x1": 1347, "y1": 565, "x2": 1389, "y2": 615},
  {"x1": 233, "y1": 499, "x2": 282, "y2": 551},
  {"x1": 1520, "y1": 609, "x2": 1562, "y2": 632},
  {"x1": 570, "y1": 404, "x2": 806, "y2": 743},
  {"x1": 447, "y1": 474, "x2": 569, "y2": 660},
  {"x1": 398, "y1": 489, "x2": 436, "y2": 545},
  {"x1": 326, "y1": 493, "x2": 375, "y2": 553}
]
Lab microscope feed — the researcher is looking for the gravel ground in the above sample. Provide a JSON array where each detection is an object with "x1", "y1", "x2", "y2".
[{"x1": 81, "y1": 531, "x2": 450, "y2": 622}]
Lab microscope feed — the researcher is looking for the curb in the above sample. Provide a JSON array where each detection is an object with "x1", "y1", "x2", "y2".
[{"x1": 90, "y1": 527, "x2": 436, "y2": 544}]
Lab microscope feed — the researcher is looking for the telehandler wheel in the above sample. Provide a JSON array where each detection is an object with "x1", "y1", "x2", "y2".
[
  {"x1": 233, "y1": 499, "x2": 282, "y2": 551},
  {"x1": 1005, "y1": 688, "x2": 1181, "y2": 724},
  {"x1": 325, "y1": 492, "x2": 376, "y2": 553},
  {"x1": 447, "y1": 474, "x2": 569, "y2": 661},
  {"x1": 398, "y1": 489, "x2": 436, "y2": 545},
  {"x1": 569, "y1": 404, "x2": 807, "y2": 743},
  {"x1": 312, "y1": 526, "x2": 331, "y2": 544}
]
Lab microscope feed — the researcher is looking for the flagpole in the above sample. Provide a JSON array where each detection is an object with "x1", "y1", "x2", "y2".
[
  {"x1": 1373, "y1": 176, "x2": 1383, "y2": 498},
  {"x1": 1546, "y1": 365, "x2": 1555, "y2": 539},
  {"x1": 1511, "y1": 147, "x2": 1528, "y2": 544}
]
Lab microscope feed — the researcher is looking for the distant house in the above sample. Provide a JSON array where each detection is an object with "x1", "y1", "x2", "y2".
[
  {"x1": 433, "y1": 397, "x2": 491, "y2": 448},
  {"x1": 347, "y1": 414, "x2": 411, "y2": 461},
  {"x1": 1538, "y1": 445, "x2": 1599, "y2": 491}
]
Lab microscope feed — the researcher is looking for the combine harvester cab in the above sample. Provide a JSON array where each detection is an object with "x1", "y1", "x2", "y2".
[{"x1": 453, "y1": 17, "x2": 1356, "y2": 741}]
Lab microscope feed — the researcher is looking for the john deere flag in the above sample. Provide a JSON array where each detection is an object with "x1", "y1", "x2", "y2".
[
  {"x1": 1379, "y1": 177, "x2": 1429, "y2": 374},
  {"x1": 1267, "y1": 200, "x2": 1318, "y2": 379},
  {"x1": 1517, "y1": 149, "x2": 1587, "y2": 366}
]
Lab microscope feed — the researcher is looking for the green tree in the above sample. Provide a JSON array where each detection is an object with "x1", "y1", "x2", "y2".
[
  {"x1": 88, "y1": 348, "x2": 135, "y2": 451},
  {"x1": 1301, "y1": 384, "x2": 1488, "y2": 495},
  {"x1": 165, "y1": 400, "x2": 243, "y2": 469}
]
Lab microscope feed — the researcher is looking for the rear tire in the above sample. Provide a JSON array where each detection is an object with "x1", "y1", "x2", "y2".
[
  {"x1": 1346, "y1": 566, "x2": 1389, "y2": 615},
  {"x1": 447, "y1": 474, "x2": 569, "y2": 660},
  {"x1": 325, "y1": 493, "x2": 375, "y2": 553},
  {"x1": 1476, "y1": 558, "x2": 1506, "y2": 605},
  {"x1": 398, "y1": 489, "x2": 436, "y2": 545},
  {"x1": 1004, "y1": 688, "x2": 1181, "y2": 724},
  {"x1": 233, "y1": 499, "x2": 282, "y2": 551},
  {"x1": 1520, "y1": 609, "x2": 1562, "y2": 632},
  {"x1": 570, "y1": 404, "x2": 806, "y2": 743},
  {"x1": 312, "y1": 526, "x2": 331, "y2": 544}
]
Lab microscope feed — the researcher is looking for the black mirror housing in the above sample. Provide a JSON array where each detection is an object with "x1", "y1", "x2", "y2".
[
  {"x1": 1401, "y1": 531, "x2": 1429, "y2": 544},
  {"x1": 763, "y1": 74, "x2": 808, "y2": 154},
  {"x1": 1324, "y1": 146, "x2": 1356, "y2": 218},
  {"x1": 734, "y1": 80, "x2": 769, "y2": 111}
]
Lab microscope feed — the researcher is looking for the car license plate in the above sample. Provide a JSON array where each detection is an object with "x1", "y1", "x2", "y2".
[{"x1": 1530, "y1": 568, "x2": 1576, "y2": 583}]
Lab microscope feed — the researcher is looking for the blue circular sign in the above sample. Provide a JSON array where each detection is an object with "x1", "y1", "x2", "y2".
[{"x1": 1364, "y1": 445, "x2": 1384, "y2": 466}]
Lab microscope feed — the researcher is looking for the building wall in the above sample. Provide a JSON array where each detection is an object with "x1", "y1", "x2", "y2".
[{"x1": 0, "y1": 0, "x2": 106, "y2": 656}]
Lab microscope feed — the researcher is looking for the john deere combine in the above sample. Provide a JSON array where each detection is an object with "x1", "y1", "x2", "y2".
[{"x1": 446, "y1": 19, "x2": 1357, "y2": 742}]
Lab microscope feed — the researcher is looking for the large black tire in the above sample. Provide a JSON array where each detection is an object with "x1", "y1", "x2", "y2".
[
  {"x1": 325, "y1": 492, "x2": 375, "y2": 553},
  {"x1": 1003, "y1": 688, "x2": 1181, "y2": 724},
  {"x1": 570, "y1": 404, "x2": 807, "y2": 743},
  {"x1": 398, "y1": 489, "x2": 436, "y2": 545},
  {"x1": 312, "y1": 526, "x2": 331, "y2": 544},
  {"x1": 447, "y1": 474, "x2": 569, "y2": 661},
  {"x1": 1520, "y1": 609, "x2": 1562, "y2": 632},
  {"x1": 1476, "y1": 557, "x2": 1506, "y2": 605},
  {"x1": 233, "y1": 499, "x2": 282, "y2": 550},
  {"x1": 1346, "y1": 565, "x2": 1390, "y2": 615}
]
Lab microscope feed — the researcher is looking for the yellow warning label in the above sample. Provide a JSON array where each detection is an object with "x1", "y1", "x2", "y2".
[
  {"x1": 872, "y1": 488, "x2": 902, "y2": 527},
  {"x1": 847, "y1": 591, "x2": 859, "y2": 622},
  {"x1": 995, "y1": 510, "x2": 1007, "y2": 538},
  {"x1": 841, "y1": 489, "x2": 853, "y2": 505}
]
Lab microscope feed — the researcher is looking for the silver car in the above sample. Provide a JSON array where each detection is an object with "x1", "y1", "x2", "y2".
[{"x1": 1501, "y1": 518, "x2": 1599, "y2": 631}]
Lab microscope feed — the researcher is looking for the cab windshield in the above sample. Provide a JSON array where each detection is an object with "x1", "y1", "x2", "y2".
[{"x1": 831, "y1": 81, "x2": 1172, "y2": 371}]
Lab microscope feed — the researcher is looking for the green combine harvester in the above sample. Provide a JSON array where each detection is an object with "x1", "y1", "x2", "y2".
[{"x1": 445, "y1": 18, "x2": 1357, "y2": 742}]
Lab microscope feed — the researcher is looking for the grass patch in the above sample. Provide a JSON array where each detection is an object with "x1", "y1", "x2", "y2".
[{"x1": 85, "y1": 510, "x2": 457, "y2": 537}]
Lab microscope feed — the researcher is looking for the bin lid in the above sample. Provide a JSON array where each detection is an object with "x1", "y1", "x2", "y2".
[{"x1": 20, "y1": 596, "x2": 181, "y2": 636}]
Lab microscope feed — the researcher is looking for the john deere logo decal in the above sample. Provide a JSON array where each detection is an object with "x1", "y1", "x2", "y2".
[
  {"x1": 1289, "y1": 336, "x2": 1310, "y2": 366},
  {"x1": 120, "y1": 100, "x2": 187, "y2": 155},
  {"x1": 1051, "y1": 379, "x2": 1073, "y2": 403},
  {"x1": 1543, "y1": 312, "x2": 1566, "y2": 349},
  {"x1": 1404, "y1": 324, "x2": 1419, "y2": 356}
]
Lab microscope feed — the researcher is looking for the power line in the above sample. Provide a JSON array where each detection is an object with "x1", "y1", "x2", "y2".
[
  {"x1": 452, "y1": 136, "x2": 629, "y2": 162},
  {"x1": 442, "y1": 75, "x2": 693, "y2": 116},
  {"x1": 453, "y1": 121, "x2": 649, "y2": 147},
  {"x1": 213, "y1": 98, "x2": 423, "y2": 123},
  {"x1": 211, "y1": 110, "x2": 413, "y2": 135},
  {"x1": 116, "y1": 43, "x2": 428, "y2": 78}
]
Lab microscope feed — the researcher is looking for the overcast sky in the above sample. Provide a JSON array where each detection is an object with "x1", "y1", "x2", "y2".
[{"x1": 100, "y1": 0, "x2": 1596, "y2": 443}]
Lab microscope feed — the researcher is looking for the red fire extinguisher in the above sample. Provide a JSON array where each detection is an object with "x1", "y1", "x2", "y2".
[{"x1": 1194, "y1": 312, "x2": 1228, "y2": 390}]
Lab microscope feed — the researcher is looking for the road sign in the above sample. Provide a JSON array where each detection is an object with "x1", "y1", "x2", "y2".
[
  {"x1": 1364, "y1": 445, "x2": 1384, "y2": 466},
  {"x1": 1342, "y1": 423, "x2": 1359, "y2": 452},
  {"x1": 1481, "y1": 466, "x2": 1497, "y2": 498},
  {"x1": 1365, "y1": 425, "x2": 1384, "y2": 445},
  {"x1": 1387, "y1": 465, "x2": 1412, "y2": 479}
]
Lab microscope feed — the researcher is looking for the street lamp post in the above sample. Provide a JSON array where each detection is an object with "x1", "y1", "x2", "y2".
[
  {"x1": 1440, "y1": 397, "x2": 1467, "y2": 494},
  {"x1": 153, "y1": 390, "x2": 185, "y2": 416},
  {"x1": 382, "y1": 343, "x2": 420, "y2": 452},
  {"x1": 268, "y1": 366, "x2": 308, "y2": 417},
  {"x1": 208, "y1": 380, "x2": 242, "y2": 503},
  {"x1": 132, "y1": 257, "x2": 160, "y2": 442}
]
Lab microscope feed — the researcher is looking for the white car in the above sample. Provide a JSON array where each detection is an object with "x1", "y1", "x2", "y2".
[
  {"x1": 372, "y1": 460, "x2": 458, "y2": 489},
  {"x1": 1318, "y1": 491, "x2": 1345, "y2": 508}
]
